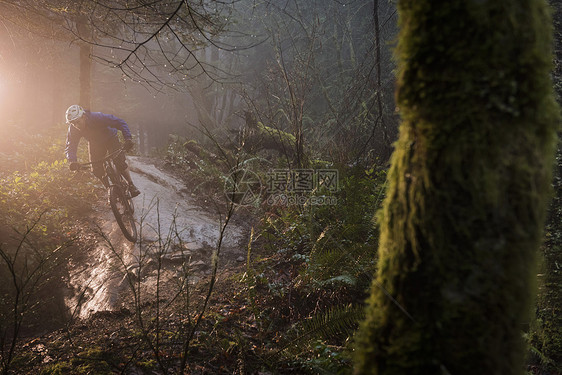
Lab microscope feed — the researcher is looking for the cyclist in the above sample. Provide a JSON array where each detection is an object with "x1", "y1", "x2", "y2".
[{"x1": 64, "y1": 104, "x2": 141, "y2": 197}]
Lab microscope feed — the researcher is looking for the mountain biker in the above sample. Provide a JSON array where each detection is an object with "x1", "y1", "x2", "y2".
[{"x1": 64, "y1": 104, "x2": 141, "y2": 197}]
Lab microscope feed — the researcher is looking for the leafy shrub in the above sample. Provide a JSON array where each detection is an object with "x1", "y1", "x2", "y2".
[
  {"x1": 0, "y1": 125, "x2": 99, "y2": 374},
  {"x1": 163, "y1": 134, "x2": 229, "y2": 196},
  {"x1": 0, "y1": 124, "x2": 98, "y2": 234},
  {"x1": 263, "y1": 166, "x2": 386, "y2": 295},
  {"x1": 252, "y1": 166, "x2": 386, "y2": 374},
  {"x1": 0, "y1": 160, "x2": 99, "y2": 239}
]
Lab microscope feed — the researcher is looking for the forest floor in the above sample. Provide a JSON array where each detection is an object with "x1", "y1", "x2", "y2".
[
  {"x1": 9, "y1": 151, "x2": 556, "y2": 374},
  {"x1": 12, "y1": 155, "x2": 319, "y2": 374},
  {"x1": 64, "y1": 156, "x2": 249, "y2": 320}
]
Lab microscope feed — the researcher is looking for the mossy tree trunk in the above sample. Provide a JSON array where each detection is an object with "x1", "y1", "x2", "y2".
[{"x1": 354, "y1": 1, "x2": 560, "y2": 374}]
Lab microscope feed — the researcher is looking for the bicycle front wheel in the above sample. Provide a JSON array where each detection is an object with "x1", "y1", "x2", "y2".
[{"x1": 109, "y1": 185, "x2": 138, "y2": 243}]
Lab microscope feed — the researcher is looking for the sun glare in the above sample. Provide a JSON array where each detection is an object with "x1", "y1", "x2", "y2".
[
  {"x1": 0, "y1": 72, "x2": 17, "y2": 129},
  {"x1": 0, "y1": 76, "x2": 6, "y2": 127}
]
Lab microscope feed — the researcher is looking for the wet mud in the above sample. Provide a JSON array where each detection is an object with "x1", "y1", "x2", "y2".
[{"x1": 65, "y1": 157, "x2": 246, "y2": 319}]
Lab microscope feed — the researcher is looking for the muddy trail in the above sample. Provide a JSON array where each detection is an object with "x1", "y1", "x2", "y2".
[{"x1": 66, "y1": 156, "x2": 248, "y2": 319}]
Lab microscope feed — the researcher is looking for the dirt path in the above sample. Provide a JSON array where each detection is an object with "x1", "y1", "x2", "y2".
[{"x1": 66, "y1": 157, "x2": 246, "y2": 319}]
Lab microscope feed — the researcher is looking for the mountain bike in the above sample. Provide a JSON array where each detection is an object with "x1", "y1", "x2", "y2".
[{"x1": 77, "y1": 148, "x2": 138, "y2": 243}]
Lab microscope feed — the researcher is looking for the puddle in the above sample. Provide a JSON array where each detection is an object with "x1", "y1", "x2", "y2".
[{"x1": 65, "y1": 157, "x2": 245, "y2": 319}]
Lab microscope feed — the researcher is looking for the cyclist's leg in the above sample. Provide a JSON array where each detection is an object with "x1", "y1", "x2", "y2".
[
  {"x1": 118, "y1": 166, "x2": 141, "y2": 197},
  {"x1": 88, "y1": 141, "x2": 109, "y2": 187},
  {"x1": 111, "y1": 137, "x2": 140, "y2": 197}
]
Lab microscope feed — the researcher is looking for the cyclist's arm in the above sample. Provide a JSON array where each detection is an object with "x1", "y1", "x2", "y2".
[
  {"x1": 110, "y1": 115, "x2": 132, "y2": 140},
  {"x1": 93, "y1": 112, "x2": 133, "y2": 140},
  {"x1": 65, "y1": 125, "x2": 81, "y2": 162}
]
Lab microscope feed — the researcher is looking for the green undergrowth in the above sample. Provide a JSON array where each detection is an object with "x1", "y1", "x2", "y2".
[
  {"x1": 240, "y1": 165, "x2": 387, "y2": 373},
  {"x1": 162, "y1": 134, "x2": 229, "y2": 197},
  {"x1": 262, "y1": 166, "x2": 385, "y2": 293},
  {"x1": 0, "y1": 127, "x2": 98, "y2": 239},
  {"x1": 0, "y1": 123, "x2": 100, "y2": 375},
  {"x1": 5, "y1": 125, "x2": 561, "y2": 374},
  {"x1": 159, "y1": 133, "x2": 389, "y2": 372},
  {"x1": 528, "y1": 145, "x2": 562, "y2": 374}
]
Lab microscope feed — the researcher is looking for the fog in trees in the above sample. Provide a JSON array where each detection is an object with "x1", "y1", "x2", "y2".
[{"x1": 0, "y1": 0, "x2": 398, "y2": 163}]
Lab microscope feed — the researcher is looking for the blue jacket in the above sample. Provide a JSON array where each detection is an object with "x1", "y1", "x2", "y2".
[{"x1": 65, "y1": 111, "x2": 133, "y2": 162}]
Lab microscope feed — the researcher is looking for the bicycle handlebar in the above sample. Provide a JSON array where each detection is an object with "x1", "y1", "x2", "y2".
[{"x1": 75, "y1": 147, "x2": 125, "y2": 167}]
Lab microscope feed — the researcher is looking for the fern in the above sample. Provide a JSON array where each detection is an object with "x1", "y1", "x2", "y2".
[
  {"x1": 528, "y1": 344, "x2": 555, "y2": 367},
  {"x1": 281, "y1": 304, "x2": 365, "y2": 353},
  {"x1": 307, "y1": 242, "x2": 376, "y2": 290}
]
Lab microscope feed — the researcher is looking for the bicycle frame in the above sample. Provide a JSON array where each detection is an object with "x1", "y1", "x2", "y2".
[
  {"x1": 79, "y1": 148, "x2": 121, "y2": 178},
  {"x1": 77, "y1": 147, "x2": 138, "y2": 242}
]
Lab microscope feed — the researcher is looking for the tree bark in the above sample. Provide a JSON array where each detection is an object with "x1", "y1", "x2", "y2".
[
  {"x1": 51, "y1": 67, "x2": 62, "y2": 125},
  {"x1": 77, "y1": 15, "x2": 91, "y2": 109},
  {"x1": 354, "y1": 1, "x2": 560, "y2": 374},
  {"x1": 372, "y1": 0, "x2": 388, "y2": 146}
]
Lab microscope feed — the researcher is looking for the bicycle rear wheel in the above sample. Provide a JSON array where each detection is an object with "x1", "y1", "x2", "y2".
[{"x1": 109, "y1": 185, "x2": 138, "y2": 243}]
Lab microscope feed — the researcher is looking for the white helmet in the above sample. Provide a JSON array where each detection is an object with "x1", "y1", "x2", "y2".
[{"x1": 65, "y1": 105, "x2": 85, "y2": 123}]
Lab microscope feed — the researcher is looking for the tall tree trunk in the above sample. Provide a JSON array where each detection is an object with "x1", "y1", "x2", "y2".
[
  {"x1": 51, "y1": 68, "x2": 62, "y2": 125},
  {"x1": 138, "y1": 123, "x2": 146, "y2": 156},
  {"x1": 354, "y1": 1, "x2": 560, "y2": 374},
  {"x1": 371, "y1": 0, "x2": 388, "y2": 147},
  {"x1": 77, "y1": 15, "x2": 91, "y2": 109}
]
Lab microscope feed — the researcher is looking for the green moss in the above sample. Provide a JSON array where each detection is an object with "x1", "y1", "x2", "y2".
[
  {"x1": 354, "y1": 0, "x2": 560, "y2": 374},
  {"x1": 41, "y1": 362, "x2": 72, "y2": 375},
  {"x1": 136, "y1": 359, "x2": 157, "y2": 370},
  {"x1": 256, "y1": 122, "x2": 297, "y2": 148},
  {"x1": 70, "y1": 347, "x2": 113, "y2": 374}
]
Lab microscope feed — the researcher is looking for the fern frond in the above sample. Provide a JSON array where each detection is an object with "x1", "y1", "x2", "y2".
[
  {"x1": 528, "y1": 343, "x2": 555, "y2": 366},
  {"x1": 308, "y1": 243, "x2": 375, "y2": 288},
  {"x1": 281, "y1": 304, "x2": 365, "y2": 353}
]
